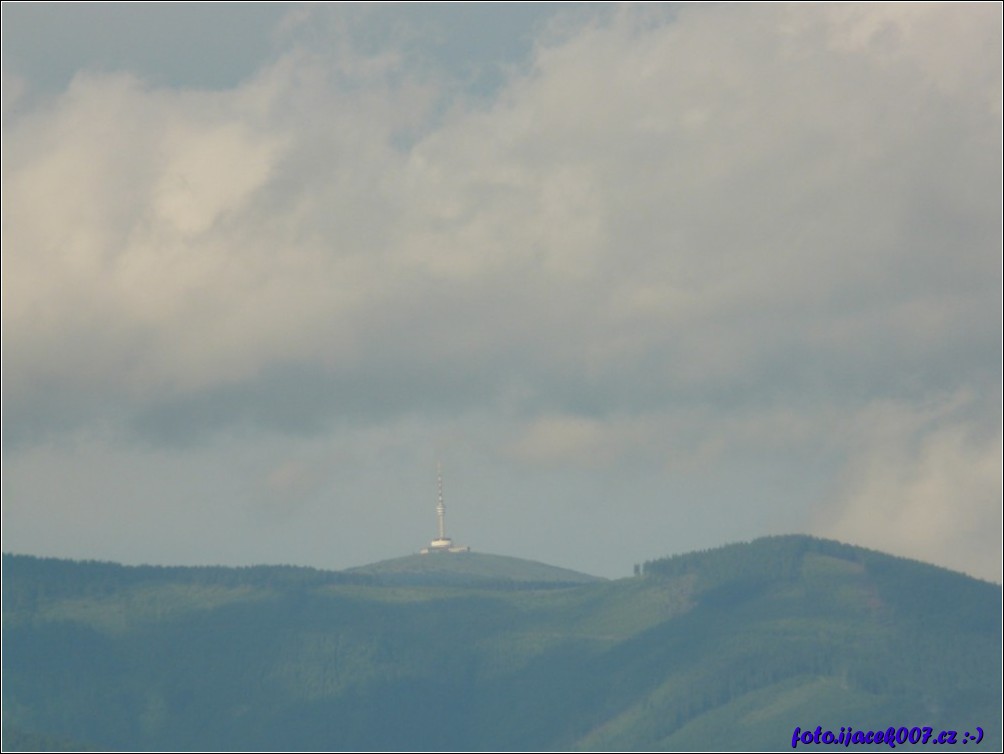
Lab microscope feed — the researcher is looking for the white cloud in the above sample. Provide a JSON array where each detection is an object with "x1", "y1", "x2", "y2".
[
  {"x1": 816, "y1": 391, "x2": 1002, "y2": 581},
  {"x1": 2, "y1": 4, "x2": 998, "y2": 577},
  {"x1": 5, "y1": 4, "x2": 998, "y2": 407},
  {"x1": 152, "y1": 123, "x2": 278, "y2": 236}
]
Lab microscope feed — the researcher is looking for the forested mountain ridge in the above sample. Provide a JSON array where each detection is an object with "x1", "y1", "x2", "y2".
[{"x1": 3, "y1": 535, "x2": 1001, "y2": 751}]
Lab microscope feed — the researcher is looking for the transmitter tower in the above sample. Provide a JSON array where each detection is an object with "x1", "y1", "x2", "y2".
[{"x1": 420, "y1": 463, "x2": 469, "y2": 554}]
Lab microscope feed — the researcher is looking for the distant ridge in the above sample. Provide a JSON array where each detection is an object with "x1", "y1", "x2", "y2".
[
  {"x1": 346, "y1": 550, "x2": 603, "y2": 587},
  {"x1": 3, "y1": 535, "x2": 999, "y2": 751}
]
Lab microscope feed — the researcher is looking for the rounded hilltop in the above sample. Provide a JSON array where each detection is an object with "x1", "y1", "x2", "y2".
[{"x1": 346, "y1": 551, "x2": 603, "y2": 587}]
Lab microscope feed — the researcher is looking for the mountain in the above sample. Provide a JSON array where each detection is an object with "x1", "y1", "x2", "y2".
[
  {"x1": 3, "y1": 535, "x2": 1001, "y2": 751},
  {"x1": 346, "y1": 550, "x2": 603, "y2": 586}
]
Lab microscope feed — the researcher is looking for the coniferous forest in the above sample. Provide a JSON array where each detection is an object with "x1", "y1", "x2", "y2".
[{"x1": 3, "y1": 535, "x2": 1001, "y2": 751}]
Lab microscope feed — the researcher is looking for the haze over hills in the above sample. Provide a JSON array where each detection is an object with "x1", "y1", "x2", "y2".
[{"x1": 3, "y1": 535, "x2": 1001, "y2": 752}]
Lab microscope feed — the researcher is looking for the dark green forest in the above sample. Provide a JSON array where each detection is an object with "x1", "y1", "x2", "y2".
[{"x1": 3, "y1": 535, "x2": 1001, "y2": 751}]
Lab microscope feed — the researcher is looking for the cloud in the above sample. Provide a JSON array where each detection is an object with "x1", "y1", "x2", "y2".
[
  {"x1": 5, "y1": 5, "x2": 998, "y2": 432},
  {"x1": 2, "y1": 4, "x2": 999, "y2": 578},
  {"x1": 507, "y1": 413, "x2": 629, "y2": 468},
  {"x1": 816, "y1": 390, "x2": 1001, "y2": 581},
  {"x1": 250, "y1": 458, "x2": 328, "y2": 520}
]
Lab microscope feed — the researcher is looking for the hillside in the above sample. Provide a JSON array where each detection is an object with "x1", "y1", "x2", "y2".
[
  {"x1": 3, "y1": 535, "x2": 1001, "y2": 751},
  {"x1": 346, "y1": 550, "x2": 603, "y2": 586}
]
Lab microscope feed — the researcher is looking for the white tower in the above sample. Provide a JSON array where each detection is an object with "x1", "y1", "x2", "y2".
[
  {"x1": 428, "y1": 463, "x2": 453, "y2": 550},
  {"x1": 437, "y1": 464, "x2": 447, "y2": 539},
  {"x1": 421, "y1": 463, "x2": 469, "y2": 554}
]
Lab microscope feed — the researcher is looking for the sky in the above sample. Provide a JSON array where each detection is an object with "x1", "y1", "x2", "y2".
[{"x1": 2, "y1": 2, "x2": 1001, "y2": 582}]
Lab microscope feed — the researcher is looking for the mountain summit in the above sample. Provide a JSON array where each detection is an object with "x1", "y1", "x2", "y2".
[
  {"x1": 346, "y1": 550, "x2": 603, "y2": 587},
  {"x1": 3, "y1": 535, "x2": 1000, "y2": 751}
]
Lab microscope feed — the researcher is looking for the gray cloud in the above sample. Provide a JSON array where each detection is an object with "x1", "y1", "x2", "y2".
[{"x1": 2, "y1": 4, "x2": 1000, "y2": 579}]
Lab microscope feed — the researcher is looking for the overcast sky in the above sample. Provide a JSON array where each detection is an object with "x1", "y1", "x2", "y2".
[{"x1": 2, "y1": 3, "x2": 1000, "y2": 581}]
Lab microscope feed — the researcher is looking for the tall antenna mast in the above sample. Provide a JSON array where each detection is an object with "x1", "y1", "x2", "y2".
[
  {"x1": 436, "y1": 462, "x2": 446, "y2": 541},
  {"x1": 420, "y1": 461, "x2": 469, "y2": 554}
]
